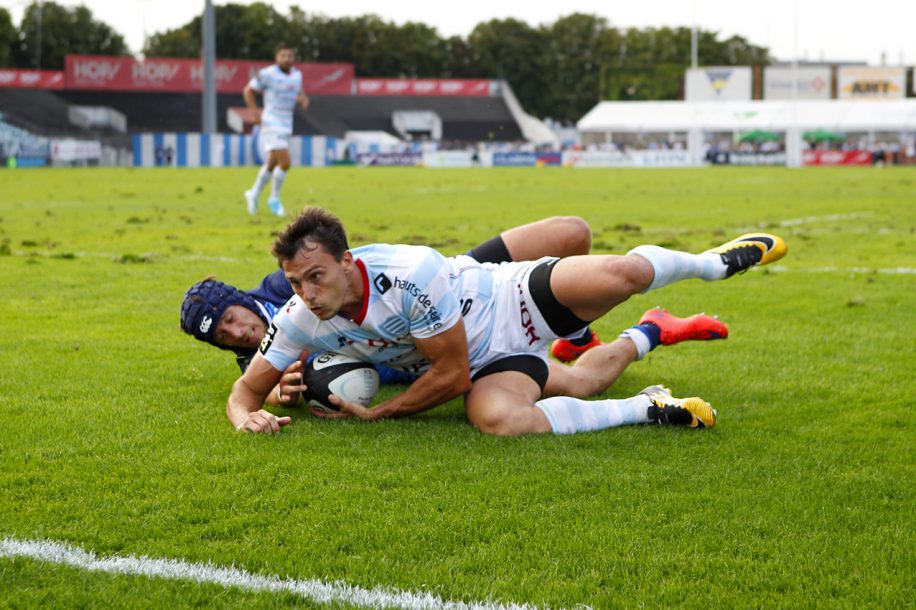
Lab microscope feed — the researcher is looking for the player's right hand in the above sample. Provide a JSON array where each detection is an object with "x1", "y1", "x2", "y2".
[
  {"x1": 252, "y1": 108, "x2": 262, "y2": 125},
  {"x1": 277, "y1": 351, "x2": 309, "y2": 405},
  {"x1": 237, "y1": 409, "x2": 291, "y2": 434}
]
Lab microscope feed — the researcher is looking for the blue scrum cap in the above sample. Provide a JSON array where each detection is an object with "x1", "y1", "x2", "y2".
[{"x1": 180, "y1": 278, "x2": 260, "y2": 346}]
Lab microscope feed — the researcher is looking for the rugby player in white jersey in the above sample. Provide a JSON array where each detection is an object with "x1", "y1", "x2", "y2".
[
  {"x1": 243, "y1": 43, "x2": 309, "y2": 217},
  {"x1": 183, "y1": 215, "x2": 725, "y2": 408},
  {"x1": 227, "y1": 208, "x2": 787, "y2": 436}
]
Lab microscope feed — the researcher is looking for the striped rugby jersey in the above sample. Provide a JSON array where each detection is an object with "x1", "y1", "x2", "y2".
[
  {"x1": 248, "y1": 64, "x2": 302, "y2": 135},
  {"x1": 259, "y1": 244, "x2": 502, "y2": 374}
]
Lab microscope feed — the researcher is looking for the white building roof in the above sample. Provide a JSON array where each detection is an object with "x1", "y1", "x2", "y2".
[{"x1": 577, "y1": 100, "x2": 916, "y2": 133}]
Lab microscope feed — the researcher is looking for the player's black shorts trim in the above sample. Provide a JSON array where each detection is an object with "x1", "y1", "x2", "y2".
[
  {"x1": 471, "y1": 355, "x2": 549, "y2": 393},
  {"x1": 466, "y1": 235, "x2": 512, "y2": 264},
  {"x1": 528, "y1": 259, "x2": 591, "y2": 337}
]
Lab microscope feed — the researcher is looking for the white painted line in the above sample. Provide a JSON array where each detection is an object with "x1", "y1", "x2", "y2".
[
  {"x1": 0, "y1": 537, "x2": 541, "y2": 610},
  {"x1": 736, "y1": 212, "x2": 870, "y2": 232},
  {"x1": 775, "y1": 213, "x2": 870, "y2": 228}
]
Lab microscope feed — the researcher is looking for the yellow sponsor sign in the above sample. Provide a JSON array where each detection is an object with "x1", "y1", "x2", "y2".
[{"x1": 838, "y1": 67, "x2": 905, "y2": 99}]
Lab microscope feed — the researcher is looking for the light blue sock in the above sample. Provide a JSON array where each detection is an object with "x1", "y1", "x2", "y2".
[
  {"x1": 628, "y1": 245, "x2": 726, "y2": 291},
  {"x1": 535, "y1": 395, "x2": 652, "y2": 435},
  {"x1": 250, "y1": 164, "x2": 271, "y2": 198},
  {"x1": 270, "y1": 167, "x2": 287, "y2": 200}
]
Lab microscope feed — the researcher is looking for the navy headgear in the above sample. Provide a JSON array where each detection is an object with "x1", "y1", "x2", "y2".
[{"x1": 180, "y1": 278, "x2": 262, "y2": 347}]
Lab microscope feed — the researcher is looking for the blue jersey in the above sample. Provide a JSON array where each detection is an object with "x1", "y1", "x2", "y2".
[{"x1": 247, "y1": 269, "x2": 294, "y2": 305}]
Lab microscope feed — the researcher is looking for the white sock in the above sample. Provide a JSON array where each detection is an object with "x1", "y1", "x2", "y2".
[
  {"x1": 619, "y1": 328, "x2": 651, "y2": 360},
  {"x1": 628, "y1": 245, "x2": 727, "y2": 291},
  {"x1": 535, "y1": 395, "x2": 652, "y2": 435},
  {"x1": 270, "y1": 167, "x2": 287, "y2": 200},
  {"x1": 250, "y1": 164, "x2": 271, "y2": 198}
]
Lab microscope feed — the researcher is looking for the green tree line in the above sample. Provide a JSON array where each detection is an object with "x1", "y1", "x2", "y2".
[{"x1": 2, "y1": 2, "x2": 769, "y2": 122}]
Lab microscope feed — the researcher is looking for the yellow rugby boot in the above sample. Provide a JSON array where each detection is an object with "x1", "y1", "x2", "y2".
[
  {"x1": 641, "y1": 385, "x2": 717, "y2": 429},
  {"x1": 706, "y1": 233, "x2": 787, "y2": 277}
]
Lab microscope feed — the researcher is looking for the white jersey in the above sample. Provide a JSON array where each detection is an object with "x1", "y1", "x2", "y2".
[
  {"x1": 248, "y1": 64, "x2": 302, "y2": 135},
  {"x1": 259, "y1": 244, "x2": 565, "y2": 376}
]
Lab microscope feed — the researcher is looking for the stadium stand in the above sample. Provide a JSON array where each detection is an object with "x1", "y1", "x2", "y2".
[
  {"x1": 301, "y1": 95, "x2": 522, "y2": 141},
  {"x1": 3, "y1": 89, "x2": 525, "y2": 142},
  {"x1": 0, "y1": 115, "x2": 42, "y2": 147},
  {"x1": 0, "y1": 113, "x2": 50, "y2": 166},
  {"x1": 0, "y1": 88, "x2": 87, "y2": 135},
  {"x1": 57, "y1": 91, "x2": 241, "y2": 133},
  {"x1": 0, "y1": 88, "x2": 128, "y2": 145}
]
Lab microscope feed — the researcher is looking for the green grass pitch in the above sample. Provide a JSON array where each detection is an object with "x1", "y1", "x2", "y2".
[{"x1": 0, "y1": 166, "x2": 913, "y2": 608}]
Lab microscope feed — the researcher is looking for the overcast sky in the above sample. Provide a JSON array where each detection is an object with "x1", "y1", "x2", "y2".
[{"x1": 5, "y1": 0, "x2": 915, "y2": 66}]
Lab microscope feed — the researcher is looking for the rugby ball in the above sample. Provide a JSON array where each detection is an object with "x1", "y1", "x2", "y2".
[{"x1": 302, "y1": 351, "x2": 379, "y2": 413}]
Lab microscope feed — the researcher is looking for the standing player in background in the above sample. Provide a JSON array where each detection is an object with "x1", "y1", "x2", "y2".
[{"x1": 243, "y1": 43, "x2": 309, "y2": 217}]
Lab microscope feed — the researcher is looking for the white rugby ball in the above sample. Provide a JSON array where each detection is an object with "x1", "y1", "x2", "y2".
[{"x1": 302, "y1": 351, "x2": 379, "y2": 413}]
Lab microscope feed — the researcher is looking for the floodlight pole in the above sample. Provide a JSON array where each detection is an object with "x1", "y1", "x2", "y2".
[
  {"x1": 688, "y1": 0, "x2": 701, "y2": 167},
  {"x1": 201, "y1": 0, "x2": 217, "y2": 134},
  {"x1": 35, "y1": 1, "x2": 43, "y2": 69},
  {"x1": 786, "y1": 0, "x2": 802, "y2": 168}
]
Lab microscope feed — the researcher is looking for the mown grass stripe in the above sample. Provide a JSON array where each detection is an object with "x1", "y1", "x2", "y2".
[
  {"x1": 11, "y1": 249, "x2": 915, "y2": 275},
  {"x1": 9, "y1": 250, "x2": 244, "y2": 263},
  {"x1": 0, "y1": 538, "x2": 542, "y2": 610}
]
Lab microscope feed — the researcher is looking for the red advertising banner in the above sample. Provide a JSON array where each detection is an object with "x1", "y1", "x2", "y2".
[
  {"x1": 0, "y1": 69, "x2": 65, "y2": 89},
  {"x1": 802, "y1": 150, "x2": 873, "y2": 166},
  {"x1": 356, "y1": 78, "x2": 492, "y2": 96},
  {"x1": 64, "y1": 55, "x2": 353, "y2": 94}
]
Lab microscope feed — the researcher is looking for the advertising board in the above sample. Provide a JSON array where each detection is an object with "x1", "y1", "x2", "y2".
[
  {"x1": 685, "y1": 67, "x2": 752, "y2": 101},
  {"x1": 65, "y1": 55, "x2": 353, "y2": 94},
  {"x1": 0, "y1": 69, "x2": 65, "y2": 89},
  {"x1": 837, "y1": 67, "x2": 905, "y2": 99},
  {"x1": 356, "y1": 79, "x2": 491, "y2": 96},
  {"x1": 802, "y1": 150, "x2": 872, "y2": 165},
  {"x1": 763, "y1": 67, "x2": 831, "y2": 100}
]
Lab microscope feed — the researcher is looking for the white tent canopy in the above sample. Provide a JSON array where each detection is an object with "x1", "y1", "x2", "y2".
[{"x1": 578, "y1": 100, "x2": 916, "y2": 134}]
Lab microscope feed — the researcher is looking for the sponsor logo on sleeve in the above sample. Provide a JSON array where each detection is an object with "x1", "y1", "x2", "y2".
[
  {"x1": 393, "y1": 277, "x2": 432, "y2": 308},
  {"x1": 393, "y1": 276, "x2": 444, "y2": 330},
  {"x1": 258, "y1": 322, "x2": 278, "y2": 354}
]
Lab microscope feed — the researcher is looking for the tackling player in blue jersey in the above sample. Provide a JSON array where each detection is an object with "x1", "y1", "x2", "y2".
[
  {"x1": 226, "y1": 208, "x2": 786, "y2": 435},
  {"x1": 243, "y1": 43, "x2": 309, "y2": 217}
]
